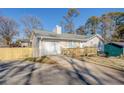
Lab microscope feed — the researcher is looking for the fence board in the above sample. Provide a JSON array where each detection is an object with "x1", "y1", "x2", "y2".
[
  {"x1": 61, "y1": 47, "x2": 97, "y2": 57},
  {"x1": 0, "y1": 48, "x2": 32, "y2": 60}
]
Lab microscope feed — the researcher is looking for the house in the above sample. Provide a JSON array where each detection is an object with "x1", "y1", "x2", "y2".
[
  {"x1": 0, "y1": 38, "x2": 6, "y2": 47},
  {"x1": 0, "y1": 40, "x2": 3, "y2": 47},
  {"x1": 32, "y1": 25, "x2": 104, "y2": 57},
  {"x1": 20, "y1": 39, "x2": 32, "y2": 47},
  {"x1": 104, "y1": 42, "x2": 124, "y2": 56}
]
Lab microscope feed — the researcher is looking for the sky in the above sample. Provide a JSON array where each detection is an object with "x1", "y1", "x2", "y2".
[{"x1": 0, "y1": 8, "x2": 124, "y2": 39}]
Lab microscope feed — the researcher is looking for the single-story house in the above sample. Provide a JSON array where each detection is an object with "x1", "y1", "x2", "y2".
[
  {"x1": 20, "y1": 39, "x2": 32, "y2": 47},
  {"x1": 0, "y1": 38, "x2": 6, "y2": 47},
  {"x1": 32, "y1": 25, "x2": 104, "y2": 57},
  {"x1": 104, "y1": 42, "x2": 124, "y2": 56}
]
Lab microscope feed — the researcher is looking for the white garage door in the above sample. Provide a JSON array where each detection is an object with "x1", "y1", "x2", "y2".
[{"x1": 43, "y1": 41, "x2": 60, "y2": 55}]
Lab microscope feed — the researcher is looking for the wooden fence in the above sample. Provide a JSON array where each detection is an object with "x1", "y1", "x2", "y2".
[
  {"x1": 0, "y1": 47, "x2": 97, "y2": 60},
  {"x1": 0, "y1": 48, "x2": 32, "y2": 60},
  {"x1": 61, "y1": 47, "x2": 97, "y2": 57}
]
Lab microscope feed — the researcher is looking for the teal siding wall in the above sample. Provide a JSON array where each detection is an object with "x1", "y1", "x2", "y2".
[{"x1": 104, "y1": 44, "x2": 123, "y2": 56}]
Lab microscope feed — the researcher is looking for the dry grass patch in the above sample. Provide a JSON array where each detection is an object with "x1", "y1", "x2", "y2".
[
  {"x1": 24, "y1": 56, "x2": 57, "y2": 64},
  {"x1": 79, "y1": 56, "x2": 124, "y2": 71},
  {"x1": 120, "y1": 56, "x2": 124, "y2": 60}
]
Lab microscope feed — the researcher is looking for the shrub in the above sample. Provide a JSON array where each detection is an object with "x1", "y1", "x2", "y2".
[{"x1": 24, "y1": 56, "x2": 57, "y2": 64}]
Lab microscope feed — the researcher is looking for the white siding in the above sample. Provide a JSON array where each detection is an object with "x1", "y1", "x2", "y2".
[
  {"x1": 21, "y1": 43, "x2": 29, "y2": 47},
  {"x1": 60, "y1": 41, "x2": 80, "y2": 48},
  {"x1": 33, "y1": 35, "x2": 104, "y2": 57},
  {"x1": 32, "y1": 35, "x2": 41, "y2": 57},
  {"x1": 32, "y1": 35, "x2": 36, "y2": 57},
  {"x1": 39, "y1": 39, "x2": 42, "y2": 56},
  {"x1": 80, "y1": 36, "x2": 104, "y2": 51}
]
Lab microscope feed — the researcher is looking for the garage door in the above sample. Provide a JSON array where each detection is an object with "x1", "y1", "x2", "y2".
[{"x1": 43, "y1": 41, "x2": 60, "y2": 55}]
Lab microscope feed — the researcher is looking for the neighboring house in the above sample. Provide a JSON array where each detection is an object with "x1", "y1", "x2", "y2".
[
  {"x1": 32, "y1": 25, "x2": 104, "y2": 57},
  {"x1": 104, "y1": 42, "x2": 124, "y2": 56},
  {"x1": 0, "y1": 38, "x2": 6, "y2": 47},
  {"x1": 0, "y1": 39, "x2": 3, "y2": 47},
  {"x1": 20, "y1": 39, "x2": 32, "y2": 47}
]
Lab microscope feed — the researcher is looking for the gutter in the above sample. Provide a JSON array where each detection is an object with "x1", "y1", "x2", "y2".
[{"x1": 38, "y1": 36, "x2": 87, "y2": 42}]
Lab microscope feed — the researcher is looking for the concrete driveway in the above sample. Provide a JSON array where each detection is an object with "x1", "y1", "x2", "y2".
[{"x1": 0, "y1": 56, "x2": 124, "y2": 85}]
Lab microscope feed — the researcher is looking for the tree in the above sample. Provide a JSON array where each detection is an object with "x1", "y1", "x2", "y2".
[
  {"x1": 80, "y1": 12, "x2": 124, "y2": 41},
  {"x1": 107, "y1": 12, "x2": 124, "y2": 25},
  {"x1": 15, "y1": 39, "x2": 21, "y2": 47},
  {"x1": 0, "y1": 16, "x2": 18, "y2": 46},
  {"x1": 62, "y1": 8, "x2": 80, "y2": 33},
  {"x1": 99, "y1": 14, "x2": 113, "y2": 41},
  {"x1": 21, "y1": 15, "x2": 43, "y2": 39},
  {"x1": 85, "y1": 16, "x2": 99, "y2": 35},
  {"x1": 106, "y1": 12, "x2": 124, "y2": 41},
  {"x1": 76, "y1": 25, "x2": 86, "y2": 35},
  {"x1": 112, "y1": 24, "x2": 124, "y2": 41}
]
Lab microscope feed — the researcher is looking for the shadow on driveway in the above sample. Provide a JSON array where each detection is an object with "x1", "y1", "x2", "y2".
[{"x1": 61, "y1": 56, "x2": 103, "y2": 85}]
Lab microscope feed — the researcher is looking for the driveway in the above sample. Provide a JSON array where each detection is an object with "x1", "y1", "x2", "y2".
[{"x1": 0, "y1": 56, "x2": 124, "y2": 85}]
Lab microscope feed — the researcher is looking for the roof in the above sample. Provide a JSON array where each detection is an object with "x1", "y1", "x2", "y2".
[
  {"x1": 20, "y1": 39, "x2": 31, "y2": 43},
  {"x1": 32, "y1": 29, "x2": 104, "y2": 42},
  {"x1": 113, "y1": 42, "x2": 124, "y2": 47},
  {"x1": 106, "y1": 42, "x2": 124, "y2": 47}
]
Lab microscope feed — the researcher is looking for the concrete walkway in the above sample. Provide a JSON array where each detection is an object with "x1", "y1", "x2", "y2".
[{"x1": 0, "y1": 56, "x2": 124, "y2": 85}]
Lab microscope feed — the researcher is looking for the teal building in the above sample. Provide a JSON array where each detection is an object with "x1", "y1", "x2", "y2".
[{"x1": 104, "y1": 42, "x2": 124, "y2": 56}]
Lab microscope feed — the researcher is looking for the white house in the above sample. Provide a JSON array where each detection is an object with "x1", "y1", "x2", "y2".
[
  {"x1": 32, "y1": 25, "x2": 104, "y2": 57},
  {"x1": 20, "y1": 39, "x2": 32, "y2": 47},
  {"x1": 0, "y1": 38, "x2": 6, "y2": 47}
]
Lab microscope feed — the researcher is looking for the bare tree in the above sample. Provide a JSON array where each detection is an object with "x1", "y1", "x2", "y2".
[
  {"x1": 0, "y1": 16, "x2": 18, "y2": 46},
  {"x1": 21, "y1": 15, "x2": 43, "y2": 39}
]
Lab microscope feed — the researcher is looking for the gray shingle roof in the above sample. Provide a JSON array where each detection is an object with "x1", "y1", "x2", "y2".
[{"x1": 33, "y1": 30, "x2": 98, "y2": 41}]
